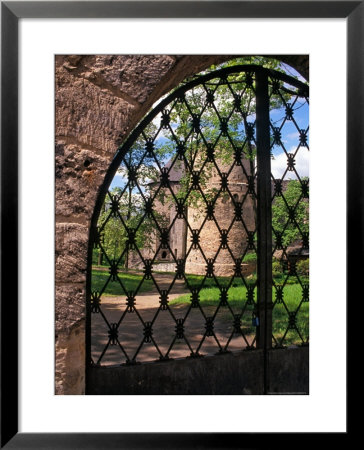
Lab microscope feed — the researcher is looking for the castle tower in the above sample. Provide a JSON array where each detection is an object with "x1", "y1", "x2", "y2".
[
  {"x1": 131, "y1": 153, "x2": 256, "y2": 277},
  {"x1": 185, "y1": 157, "x2": 256, "y2": 277}
]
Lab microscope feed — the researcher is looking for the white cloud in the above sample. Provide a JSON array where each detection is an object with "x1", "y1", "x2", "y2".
[
  {"x1": 271, "y1": 147, "x2": 309, "y2": 180},
  {"x1": 285, "y1": 131, "x2": 300, "y2": 140}
]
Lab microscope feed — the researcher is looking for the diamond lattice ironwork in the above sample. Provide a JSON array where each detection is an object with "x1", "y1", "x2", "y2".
[
  {"x1": 88, "y1": 65, "x2": 309, "y2": 366},
  {"x1": 268, "y1": 73, "x2": 309, "y2": 348}
]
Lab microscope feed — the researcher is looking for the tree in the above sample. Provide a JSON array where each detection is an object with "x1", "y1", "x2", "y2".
[
  {"x1": 156, "y1": 56, "x2": 295, "y2": 211},
  {"x1": 96, "y1": 186, "x2": 159, "y2": 268},
  {"x1": 271, "y1": 178, "x2": 309, "y2": 249},
  {"x1": 100, "y1": 120, "x2": 173, "y2": 268}
]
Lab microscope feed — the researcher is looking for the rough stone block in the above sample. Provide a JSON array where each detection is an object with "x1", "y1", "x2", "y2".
[
  {"x1": 80, "y1": 55, "x2": 176, "y2": 104},
  {"x1": 55, "y1": 223, "x2": 88, "y2": 284},
  {"x1": 55, "y1": 283, "x2": 86, "y2": 333},
  {"x1": 56, "y1": 68, "x2": 135, "y2": 152},
  {"x1": 55, "y1": 142, "x2": 110, "y2": 219},
  {"x1": 55, "y1": 320, "x2": 85, "y2": 394}
]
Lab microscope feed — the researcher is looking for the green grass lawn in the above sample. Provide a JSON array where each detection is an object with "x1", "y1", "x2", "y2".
[
  {"x1": 170, "y1": 284, "x2": 255, "y2": 308},
  {"x1": 170, "y1": 280, "x2": 309, "y2": 346},
  {"x1": 272, "y1": 283, "x2": 309, "y2": 345},
  {"x1": 185, "y1": 273, "x2": 250, "y2": 289},
  {"x1": 91, "y1": 269, "x2": 154, "y2": 296},
  {"x1": 92, "y1": 268, "x2": 308, "y2": 346}
]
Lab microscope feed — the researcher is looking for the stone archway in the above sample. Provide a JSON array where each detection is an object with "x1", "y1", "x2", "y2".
[{"x1": 55, "y1": 54, "x2": 308, "y2": 394}]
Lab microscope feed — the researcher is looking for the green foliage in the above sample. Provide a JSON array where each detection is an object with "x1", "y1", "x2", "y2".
[
  {"x1": 272, "y1": 178, "x2": 309, "y2": 248},
  {"x1": 272, "y1": 260, "x2": 282, "y2": 278},
  {"x1": 296, "y1": 258, "x2": 309, "y2": 276},
  {"x1": 159, "y1": 56, "x2": 291, "y2": 212},
  {"x1": 97, "y1": 119, "x2": 174, "y2": 266},
  {"x1": 242, "y1": 252, "x2": 257, "y2": 263},
  {"x1": 272, "y1": 257, "x2": 309, "y2": 285},
  {"x1": 97, "y1": 186, "x2": 161, "y2": 265},
  {"x1": 92, "y1": 248, "x2": 103, "y2": 266}
]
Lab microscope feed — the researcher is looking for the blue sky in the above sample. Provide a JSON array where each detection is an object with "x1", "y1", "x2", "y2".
[{"x1": 270, "y1": 98, "x2": 309, "y2": 180}]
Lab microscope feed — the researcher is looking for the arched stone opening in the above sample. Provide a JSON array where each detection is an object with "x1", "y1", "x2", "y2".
[{"x1": 55, "y1": 54, "x2": 308, "y2": 394}]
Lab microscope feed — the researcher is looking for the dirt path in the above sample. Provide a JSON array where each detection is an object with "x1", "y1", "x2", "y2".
[
  {"x1": 100, "y1": 272, "x2": 189, "y2": 309},
  {"x1": 91, "y1": 272, "x2": 254, "y2": 365}
]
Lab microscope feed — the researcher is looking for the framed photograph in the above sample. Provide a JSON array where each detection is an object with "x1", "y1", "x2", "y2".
[{"x1": 1, "y1": 1, "x2": 358, "y2": 447}]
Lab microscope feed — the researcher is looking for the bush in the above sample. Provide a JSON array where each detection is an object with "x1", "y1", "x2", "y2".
[
  {"x1": 296, "y1": 258, "x2": 309, "y2": 276},
  {"x1": 242, "y1": 252, "x2": 257, "y2": 263},
  {"x1": 272, "y1": 260, "x2": 282, "y2": 277}
]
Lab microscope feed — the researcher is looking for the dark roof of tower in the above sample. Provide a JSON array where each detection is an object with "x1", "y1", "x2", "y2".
[
  {"x1": 164, "y1": 159, "x2": 184, "y2": 182},
  {"x1": 147, "y1": 158, "x2": 184, "y2": 185}
]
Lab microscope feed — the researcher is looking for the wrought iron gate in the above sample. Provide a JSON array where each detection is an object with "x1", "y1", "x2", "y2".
[{"x1": 86, "y1": 65, "x2": 309, "y2": 394}]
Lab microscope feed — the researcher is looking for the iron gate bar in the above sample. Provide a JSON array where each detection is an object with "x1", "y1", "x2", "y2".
[
  {"x1": 86, "y1": 64, "x2": 309, "y2": 384},
  {"x1": 267, "y1": 72, "x2": 309, "y2": 347},
  {"x1": 256, "y1": 68, "x2": 273, "y2": 394}
]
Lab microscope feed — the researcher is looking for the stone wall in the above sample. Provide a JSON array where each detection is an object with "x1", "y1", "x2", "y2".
[
  {"x1": 55, "y1": 55, "x2": 308, "y2": 394},
  {"x1": 55, "y1": 321, "x2": 85, "y2": 395}
]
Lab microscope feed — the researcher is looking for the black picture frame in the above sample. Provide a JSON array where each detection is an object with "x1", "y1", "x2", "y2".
[{"x1": 1, "y1": 1, "x2": 358, "y2": 448}]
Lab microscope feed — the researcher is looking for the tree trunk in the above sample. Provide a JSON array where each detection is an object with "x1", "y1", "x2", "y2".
[
  {"x1": 98, "y1": 250, "x2": 103, "y2": 266},
  {"x1": 124, "y1": 184, "x2": 133, "y2": 269}
]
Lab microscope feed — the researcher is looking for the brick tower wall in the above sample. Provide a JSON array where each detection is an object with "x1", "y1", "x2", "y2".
[{"x1": 185, "y1": 158, "x2": 256, "y2": 276}]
